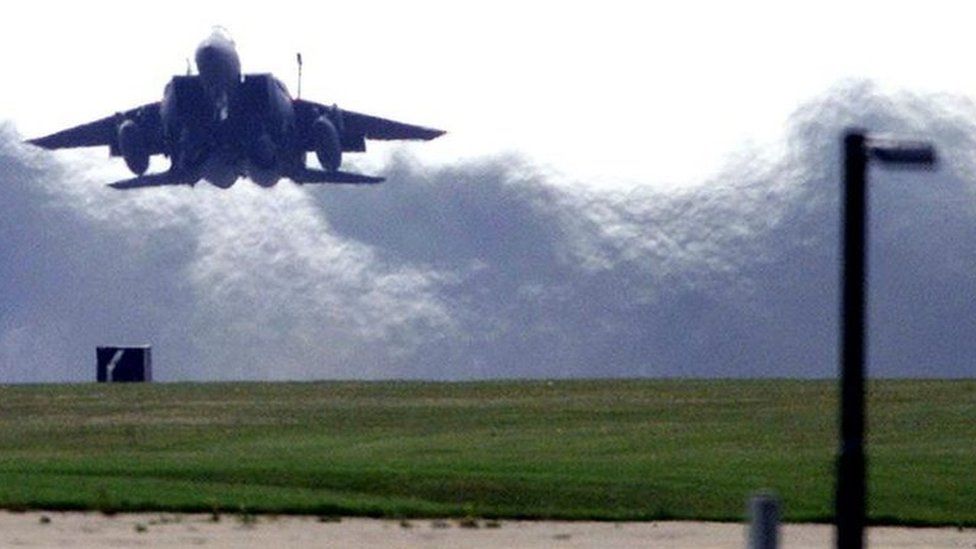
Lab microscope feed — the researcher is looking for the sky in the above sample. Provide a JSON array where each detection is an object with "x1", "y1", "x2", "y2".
[
  {"x1": 4, "y1": 1, "x2": 976, "y2": 188},
  {"x1": 2, "y1": 2, "x2": 976, "y2": 382}
]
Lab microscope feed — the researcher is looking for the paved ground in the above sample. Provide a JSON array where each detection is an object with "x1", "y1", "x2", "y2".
[{"x1": 0, "y1": 512, "x2": 972, "y2": 548}]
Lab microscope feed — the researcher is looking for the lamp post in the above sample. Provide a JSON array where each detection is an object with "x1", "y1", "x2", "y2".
[{"x1": 836, "y1": 129, "x2": 936, "y2": 549}]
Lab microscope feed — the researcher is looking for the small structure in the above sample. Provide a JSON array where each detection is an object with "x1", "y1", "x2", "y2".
[{"x1": 96, "y1": 345, "x2": 152, "y2": 382}]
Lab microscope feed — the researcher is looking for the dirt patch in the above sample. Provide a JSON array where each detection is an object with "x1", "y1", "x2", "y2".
[{"x1": 1, "y1": 511, "x2": 971, "y2": 548}]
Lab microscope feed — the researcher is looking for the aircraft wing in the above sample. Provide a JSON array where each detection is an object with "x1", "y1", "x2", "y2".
[
  {"x1": 293, "y1": 99, "x2": 445, "y2": 152},
  {"x1": 339, "y1": 109, "x2": 446, "y2": 141},
  {"x1": 28, "y1": 102, "x2": 164, "y2": 155}
]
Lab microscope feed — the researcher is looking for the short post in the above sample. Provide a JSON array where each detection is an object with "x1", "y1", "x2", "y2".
[{"x1": 748, "y1": 493, "x2": 780, "y2": 549}]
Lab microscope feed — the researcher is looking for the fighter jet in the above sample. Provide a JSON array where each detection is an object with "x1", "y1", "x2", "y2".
[{"x1": 26, "y1": 28, "x2": 445, "y2": 189}]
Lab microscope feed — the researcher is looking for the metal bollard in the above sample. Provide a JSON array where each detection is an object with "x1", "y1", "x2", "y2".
[{"x1": 748, "y1": 493, "x2": 780, "y2": 549}]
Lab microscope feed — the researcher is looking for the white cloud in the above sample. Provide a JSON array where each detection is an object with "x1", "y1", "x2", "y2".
[{"x1": 2, "y1": 82, "x2": 976, "y2": 381}]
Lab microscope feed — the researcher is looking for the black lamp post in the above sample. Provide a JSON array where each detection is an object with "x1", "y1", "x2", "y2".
[{"x1": 837, "y1": 129, "x2": 936, "y2": 549}]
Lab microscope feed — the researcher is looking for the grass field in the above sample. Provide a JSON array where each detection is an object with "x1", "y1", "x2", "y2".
[{"x1": 0, "y1": 379, "x2": 972, "y2": 525}]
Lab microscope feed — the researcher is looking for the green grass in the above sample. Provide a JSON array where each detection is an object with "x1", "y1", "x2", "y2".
[{"x1": 0, "y1": 379, "x2": 972, "y2": 524}]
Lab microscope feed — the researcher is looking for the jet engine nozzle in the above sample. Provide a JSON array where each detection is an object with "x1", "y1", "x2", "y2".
[
  {"x1": 249, "y1": 133, "x2": 277, "y2": 171},
  {"x1": 313, "y1": 116, "x2": 341, "y2": 172},
  {"x1": 248, "y1": 133, "x2": 280, "y2": 186},
  {"x1": 117, "y1": 119, "x2": 149, "y2": 175}
]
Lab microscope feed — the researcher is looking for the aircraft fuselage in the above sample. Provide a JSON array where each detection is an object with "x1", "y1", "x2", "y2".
[
  {"x1": 159, "y1": 29, "x2": 300, "y2": 187},
  {"x1": 194, "y1": 28, "x2": 241, "y2": 114}
]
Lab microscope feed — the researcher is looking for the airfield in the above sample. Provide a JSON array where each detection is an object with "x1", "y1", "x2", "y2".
[{"x1": 1, "y1": 379, "x2": 972, "y2": 532}]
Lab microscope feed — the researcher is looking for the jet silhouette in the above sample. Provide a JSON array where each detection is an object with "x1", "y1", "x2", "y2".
[{"x1": 27, "y1": 28, "x2": 445, "y2": 189}]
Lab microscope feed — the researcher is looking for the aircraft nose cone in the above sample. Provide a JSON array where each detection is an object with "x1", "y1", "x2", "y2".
[
  {"x1": 195, "y1": 45, "x2": 218, "y2": 67},
  {"x1": 194, "y1": 39, "x2": 241, "y2": 94}
]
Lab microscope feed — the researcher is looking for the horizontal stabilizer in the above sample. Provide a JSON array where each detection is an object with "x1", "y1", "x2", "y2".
[
  {"x1": 108, "y1": 171, "x2": 192, "y2": 190},
  {"x1": 290, "y1": 169, "x2": 385, "y2": 185}
]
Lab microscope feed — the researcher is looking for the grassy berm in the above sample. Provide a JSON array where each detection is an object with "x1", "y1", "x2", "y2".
[{"x1": 0, "y1": 379, "x2": 972, "y2": 524}]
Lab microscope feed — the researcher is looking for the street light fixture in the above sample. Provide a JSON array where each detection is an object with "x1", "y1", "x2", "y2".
[{"x1": 837, "y1": 129, "x2": 937, "y2": 549}]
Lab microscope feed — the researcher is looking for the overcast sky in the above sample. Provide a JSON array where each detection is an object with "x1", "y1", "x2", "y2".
[
  {"x1": 4, "y1": 1, "x2": 976, "y2": 188},
  {"x1": 2, "y1": 2, "x2": 976, "y2": 382}
]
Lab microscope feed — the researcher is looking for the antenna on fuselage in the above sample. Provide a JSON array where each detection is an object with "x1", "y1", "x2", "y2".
[
  {"x1": 296, "y1": 52, "x2": 303, "y2": 99},
  {"x1": 186, "y1": 58, "x2": 192, "y2": 76}
]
